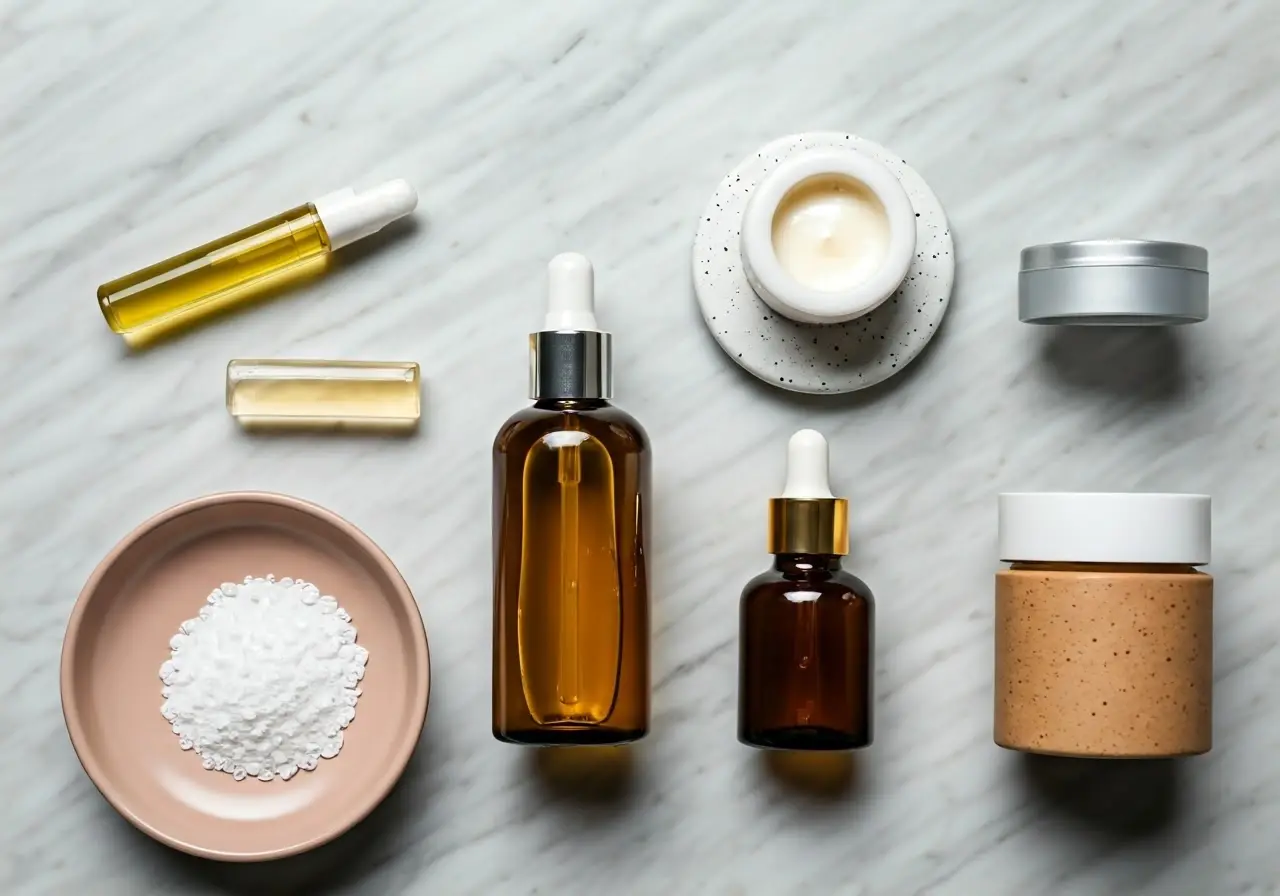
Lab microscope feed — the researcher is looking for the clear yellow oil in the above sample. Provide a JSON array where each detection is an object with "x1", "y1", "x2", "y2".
[
  {"x1": 517, "y1": 425, "x2": 621, "y2": 725},
  {"x1": 97, "y1": 205, "x2": 331, "y2": 346},
  {"x1": 226, "y1": 360, "x2": 420, "y2": 432}
]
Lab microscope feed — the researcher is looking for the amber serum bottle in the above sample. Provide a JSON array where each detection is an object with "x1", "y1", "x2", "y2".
[
  {"x1": 492, "y1": 253, "x2": 650, "y2": 745},
  {"x1": 739, "y1": 430, "x2": 874, "y2": 750}
]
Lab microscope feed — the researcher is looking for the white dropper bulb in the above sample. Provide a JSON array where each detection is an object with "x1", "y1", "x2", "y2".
[
  {"x1": 780, "y1": 429, "x2": 836, "y2": 498},
  {"x1": 312, "y1": 179, "x2": 417, "y2": 250},
  {"x1": 544, "y1": 252, "x2": 600, "y2": 331}
]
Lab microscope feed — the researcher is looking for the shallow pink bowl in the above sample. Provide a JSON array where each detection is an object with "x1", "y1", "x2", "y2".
[{"x1": 60, "y1": 491, "x2": 430, "y2": 861}]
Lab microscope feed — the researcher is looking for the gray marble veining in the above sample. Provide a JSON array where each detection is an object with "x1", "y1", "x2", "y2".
[{"x1": 2, "y1": 0, "x2": 1279, "y2": 893}]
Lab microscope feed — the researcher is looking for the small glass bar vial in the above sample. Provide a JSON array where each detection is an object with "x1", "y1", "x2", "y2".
[
  {"x1": 97, "y1": 180, "x2": 416, "y2": 346},
  {"x1": 226, "y1": 360, "x2": 421, "y2": 432}
]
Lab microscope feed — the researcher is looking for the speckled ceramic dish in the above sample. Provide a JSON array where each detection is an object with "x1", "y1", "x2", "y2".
[
  {"x1": 693, "y1": 132, "x2": 955, "y2": 394},
  {"x1": 60, "y1": 492, "x2": 429, "y2": 862}
]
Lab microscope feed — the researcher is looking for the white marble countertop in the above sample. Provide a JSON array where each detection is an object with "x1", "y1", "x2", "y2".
[{"x1": 3, "y1": 1, "x2": 1279, "y2": 893}]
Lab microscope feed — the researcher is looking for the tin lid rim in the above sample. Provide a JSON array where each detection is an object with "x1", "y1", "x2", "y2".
[{"x1": 1020, "y1": 239, "x2": 1208, "y2": 273}]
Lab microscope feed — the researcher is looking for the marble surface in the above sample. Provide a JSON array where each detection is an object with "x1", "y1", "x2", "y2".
[{"x1": 2, "y1": 1, "x2": 1278, "y2": 893}]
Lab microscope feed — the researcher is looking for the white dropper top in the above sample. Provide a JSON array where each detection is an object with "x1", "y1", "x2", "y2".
[
  {"x1": 544, "y1": 252, "x2": 600, "y2": 331},
  {"x1": 780, "y1": 429, "x2": 836, "y2": 498},
  {"x1": 312, "y1": 179, "x2": 418, "y2": 250}
]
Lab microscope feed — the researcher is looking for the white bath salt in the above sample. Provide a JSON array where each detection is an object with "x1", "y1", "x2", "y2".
[{"x1": 159, "y1": 575, "x2": 367, "y2": 782}]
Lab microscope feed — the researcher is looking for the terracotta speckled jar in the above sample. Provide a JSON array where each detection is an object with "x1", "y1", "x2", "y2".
[{"x1": 995, "y1": 492, "x2": 1212, "y2": 759}]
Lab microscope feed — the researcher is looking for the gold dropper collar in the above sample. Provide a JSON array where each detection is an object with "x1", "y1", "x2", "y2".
[{"x1": 767, "y1": 497, "x2": 849, "y2": 555}]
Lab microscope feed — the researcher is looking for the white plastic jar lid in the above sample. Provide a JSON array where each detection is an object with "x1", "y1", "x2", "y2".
[{"x1": 998, "y1": 492, "x2": 1211, "y2": 565}]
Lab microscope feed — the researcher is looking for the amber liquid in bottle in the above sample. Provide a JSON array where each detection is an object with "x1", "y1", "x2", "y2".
[
  {"x1": 739, "y1": 554, "x2": 874, "y2": 749},
  {"x1": 493, "y1": 399, "x2": 650, "y2": 744}
]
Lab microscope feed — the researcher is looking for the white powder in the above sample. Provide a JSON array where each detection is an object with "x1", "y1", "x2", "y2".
[{"x1": 159, "y1": 575, "x2": 367, "y2": 782}]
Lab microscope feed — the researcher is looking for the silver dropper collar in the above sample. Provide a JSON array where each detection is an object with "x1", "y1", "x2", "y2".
[
  {"x1": 529, "y1": 330, "x2": 613, "y2": 399},
  {"x1": 528, "y1": 253, "x2": 613, "y2": 400}
]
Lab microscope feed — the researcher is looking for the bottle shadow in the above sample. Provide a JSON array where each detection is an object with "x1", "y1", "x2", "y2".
[
  {"x1": 757, "y1": 749, "x2": 861, "y2": 802},
  {"x1": 1037, "y1": 325, "x2": 1190, "y2": 403},
  {"x1": 1018, "y1": 753, "x2": 1182, "y2": 838},
  {"x1": 528, "y1": 744, "x2": 638, "y2": 806}
]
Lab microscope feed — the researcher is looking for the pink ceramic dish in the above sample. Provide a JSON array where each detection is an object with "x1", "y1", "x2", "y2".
[{"x1": 60, "y1": 492, "x2": 430, "y2": 862}]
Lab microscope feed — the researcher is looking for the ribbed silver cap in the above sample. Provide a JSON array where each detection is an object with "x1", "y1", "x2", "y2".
[
  {"x1": 1019, "y1": 239, "x2": 1209, "y2": 325},
  {"x1": 529, "y1": 330, "x2": 612, "y2": 400}
]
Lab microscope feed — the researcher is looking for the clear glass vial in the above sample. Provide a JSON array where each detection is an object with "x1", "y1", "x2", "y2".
[
  {"x1": 226, "y1": 360, "x2": 420, "y2": 432},
  {"x1": 492, "y1": 253, "x2": 650, "y2": 745},
  {"x1": 739, "y1": 430, "x2": 874, "y2": 750},
  {"x1": 97, "y1": 180, "x2": 416, "y2": 345}
]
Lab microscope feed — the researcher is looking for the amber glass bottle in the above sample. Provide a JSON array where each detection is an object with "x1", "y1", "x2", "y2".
[
  {"x1": 493, "y1": 254, "x2": 650, "y2": 745},
  {"x1": 739, "y1": 430, "x2": 874, "y2": 750}
]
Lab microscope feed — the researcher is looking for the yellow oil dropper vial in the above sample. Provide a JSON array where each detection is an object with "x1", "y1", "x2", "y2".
[{"x1": 97, "y1": 180, "x2": 417, "y2": 345}]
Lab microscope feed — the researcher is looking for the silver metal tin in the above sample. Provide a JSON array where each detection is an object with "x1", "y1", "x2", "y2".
[
  {"x1": 1019, "y1": 239, "x2": 1208, "y2": 325},
  {"x1": 529, "y1": 330, "x2": 612, "y2": 400}
]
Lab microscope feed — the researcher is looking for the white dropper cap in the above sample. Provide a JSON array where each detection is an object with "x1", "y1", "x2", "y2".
[
  {"x1": 544, "y1": 252, "x2": 600, "y2": 331},
  {"x1": 768, "y1": 429, "x2": 848, "y2": 555},
  {"x1": 530, "y1": 252, "x2": 612, "y2": 399},
  {"x1": 780, "y1": 429, "x2": 836, "y2": 498},
  {"x1": 312, "y1": 179, "x2": 417, "y2": 250}
]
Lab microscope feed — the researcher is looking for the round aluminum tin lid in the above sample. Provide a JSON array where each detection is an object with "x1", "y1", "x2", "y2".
[
  {"x1": 1018, "y1": 239, "x2": 1209, "y2": 325},
  {"x1": 1020, "y1": 239, "x2": 1207, "y2": 272}
]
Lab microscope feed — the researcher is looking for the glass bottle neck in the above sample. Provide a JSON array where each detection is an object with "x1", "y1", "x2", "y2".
[
  {"x1": 533, "y1": 398, "x2": 611, "y2": 412},
  {"x1": 773, "y1": 554, "x2": 843, "y2": 575}
]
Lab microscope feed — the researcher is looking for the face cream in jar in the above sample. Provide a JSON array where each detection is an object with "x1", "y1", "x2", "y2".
[
  {"x1": 740, "y1": 148, "x2": 916, "y2": 324},
  {"x1": 995, "y1": 492, "x2": 1212, "y2": 758}
]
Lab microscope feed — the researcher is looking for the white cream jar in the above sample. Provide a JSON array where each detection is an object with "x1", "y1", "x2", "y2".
[{"x1": 740, "y1": 148, "x2": 916, "y2": 324}]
